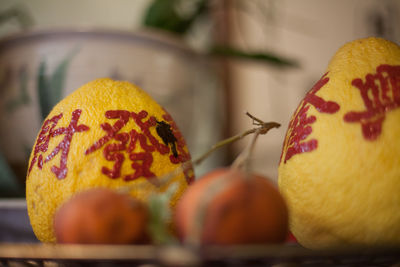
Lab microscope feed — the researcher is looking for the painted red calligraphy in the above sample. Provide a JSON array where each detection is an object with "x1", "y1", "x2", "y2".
[
  {"x1": 344, "y1": 64, "x2": 400, "y2": 140},
  {"x1": 281, "y1": 73, "x2": 340, "y2": 164},
  {"x1": 85, "y1": 110, "x2": 130, "y2": 179},
  {"x1": 126, "y1": 152, "x2": 155, "y2": 181},
  {"x1": 28, "y1": 109, "x2": 89, "y2": 179},
  {"x1": 28, "y1": 114, "x2": 62, "y2": 174},
  {"x1": 85, "y1": 110, "x2": 193, "y2": 185}
]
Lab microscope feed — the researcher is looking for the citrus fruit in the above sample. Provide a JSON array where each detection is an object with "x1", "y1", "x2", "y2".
[
  {"x1": 54, "y1": 188, "x2": 149, "y2": 244},
  {"x1": 26, "y1": 78, "x2": 194, "y2": 243},
  {"x1": 278, "y1": 37, "x2": 400, "y2": 249},
  {"x1": 174, "y1": 168, "x2": 288, "y2": 245}
]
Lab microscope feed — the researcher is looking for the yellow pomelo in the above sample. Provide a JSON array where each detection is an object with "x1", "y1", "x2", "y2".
[
  {"x1": 279, "y1": 37, "x2": 400, "y2": 249},
  {"x1": 26, "y1": 78, "x2": 194, "y2": 243}
]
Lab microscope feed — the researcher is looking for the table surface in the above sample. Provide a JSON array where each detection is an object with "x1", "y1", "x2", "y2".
[
  {"x1": 0, "y1": 243, "x2": 399, "y2": 267},
  {"x1": 1, "y1": 200, "x2": 400, "y2": 266}
]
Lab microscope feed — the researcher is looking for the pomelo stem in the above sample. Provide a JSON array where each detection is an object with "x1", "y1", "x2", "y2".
[
  {"x1": 120, "y1": 113, "x2": 280, "y2": 192},
  {"x1": 192, "y1": 113, "x2": 280, "y2": 167},
  {"x1": 231, "y1": 128, "x2": 263, "y2": 174},
  {"x1": 119, "y1": 113, "x2": 280, "y2": 245},
  {"x1": 187, "y1": 114, "x2": 280, "y2": 246}
]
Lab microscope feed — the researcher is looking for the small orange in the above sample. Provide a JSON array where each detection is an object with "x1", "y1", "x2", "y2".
[
  {"x1": 54, "y1": 188, "x2": 149, "y2": 244},
  {"x1": 174, "y1": 168, "x2": 289, "y2": 245}
]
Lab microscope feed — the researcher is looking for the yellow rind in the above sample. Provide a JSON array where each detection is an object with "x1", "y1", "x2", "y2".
[
  {"x1": 279, "y1": 37, "x2": 400, "y2": 249},
  {"x1": 26, "y1": 78, "x2": 192, "y2": 243}
]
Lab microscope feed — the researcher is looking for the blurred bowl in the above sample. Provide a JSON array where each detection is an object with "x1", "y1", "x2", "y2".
[{"x1": 0, "y1": 28, "x2": 223, "y2": 189}]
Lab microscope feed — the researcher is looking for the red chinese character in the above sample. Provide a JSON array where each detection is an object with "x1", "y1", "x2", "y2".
[
  {"x1": 85, "y1": 110, "x2": 131, "y2": 179},
  {"x1": 344, "y1": 64, "x2": 400, "y2": 140},
  {"x1": 28, "y1": 113, "x2": 62, "y2": 174},
  {"x1": 125, "y1": 152, "x2": 155, "y2": 181},
  {"x1": 101, "y1": 131, "x2": 130, "y2": 179},
  {"x1": 281, "y1": 73, "x2": 340, "y2": 164},
  {"x1": 28, "y1": 109, "x2": 89, "y2": 179},
  {"x1": 85, "y1": 110, "x2": 188, "y2": 185}
]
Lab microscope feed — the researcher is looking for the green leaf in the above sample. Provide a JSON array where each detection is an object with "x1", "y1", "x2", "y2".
[
  {"x1": 0, "y1": 5, "x2": 34, "y2": 30},
  {"x1": 147, "y1": 183, "x2": 179, "y2": 245},
  {"x1": 143, "y1": 0, "x2": 208, "y2": 35},
  {"x1": 37, "y1": 49, "x2": 77, "y2": 120},
  {"x1": 37, "y1": 61, "x2": 51, "y2": 120},
  {"x1": 50, "y1": 56, "x2": 70, "y2": 104},
  {"x1": 0, "y1": 149, "x2": 23, "y2": 198},
  {"x1": 210, "y1": 46, "x2": 299, "y2": 68}
]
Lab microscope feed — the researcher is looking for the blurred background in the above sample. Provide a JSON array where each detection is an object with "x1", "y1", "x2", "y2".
[{"x1": 1, "y1": 0, "x2": 400, "y2": 199}]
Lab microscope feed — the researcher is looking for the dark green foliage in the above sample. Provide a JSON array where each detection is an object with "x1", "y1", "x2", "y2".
[
  {"x1": 0, "y1": 150, "x2": 23, "y2": 198},
  {"x1": 147, "y1": 184, "x2": 178, "y2": 245},
  {"x1": 143, "y1": 0, "x2": 208, "y2": 35},
  {"x1": 37, "y1": 50, "x2": 76, "y2": 120},
  {"x1": 143, "y1": 0, "x2": 299, "y2": 68}
]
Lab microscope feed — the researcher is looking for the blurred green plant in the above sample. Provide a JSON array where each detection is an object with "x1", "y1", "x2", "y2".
[
  {"x1": 0, "y1": 5, "x2": 34, "y2": 198},
  {"x1": 0, "y1": 149, "x2": 23, "y2": 198},
  {"x1": 143, "y1": 0, "x2": 298, "y2": 68},
  {"x1": 147, "y1": 183, "x2": 179, "y2": 245},
  {"x1": 144, "y1": 0, "x2": 208, "y2": 35},
  {"x1": 6, "y1": 65, "x2": 30, "y2": 113},
  {"x1": 37, "y1": 49, "x2": 77, "y2": 120},
  {"x1": 0, "y1": 4, "x2": 34, "y2": 30}
]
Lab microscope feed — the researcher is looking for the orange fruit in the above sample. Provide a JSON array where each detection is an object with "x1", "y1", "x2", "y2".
[
  {"x1": 279, "y1": 37, "x2": 400, "y2": 249},
  {"x1": 174, "y1": 168, "x2": 289, "y2": 245},
  {"x1": 26, "y1": 78, "x2": 194, "y2": 242},
  {"x1": 54, "y1": 188, "x2": 149, "y2": 244}
]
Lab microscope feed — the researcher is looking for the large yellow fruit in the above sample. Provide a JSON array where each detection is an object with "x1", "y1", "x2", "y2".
[
  {"x1": 26, "y1": 78, "x2": 194, "y2": 243},
  {"x1": 278, "y1": 37, "x2": 400, "y2": 249}
]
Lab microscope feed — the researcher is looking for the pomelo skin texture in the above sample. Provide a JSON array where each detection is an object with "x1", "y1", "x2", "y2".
[
  {"x1": 278, "y1": 37, "x2": 400, "y2": 249},
  {"x1": 26, "y1": 78, "x2": 194, "y2": 243}
]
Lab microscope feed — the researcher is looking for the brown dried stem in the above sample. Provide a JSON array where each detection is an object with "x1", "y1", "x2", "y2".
[
  {"x1": 122, "y1": 113, "x2": 280, "y2": 191},
  {"x1": 193, "y1": 113, "x2": 280, "y2": 167},
  {"x1": 186, "y1": 113, "x2": 280, "y2": 246}
]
